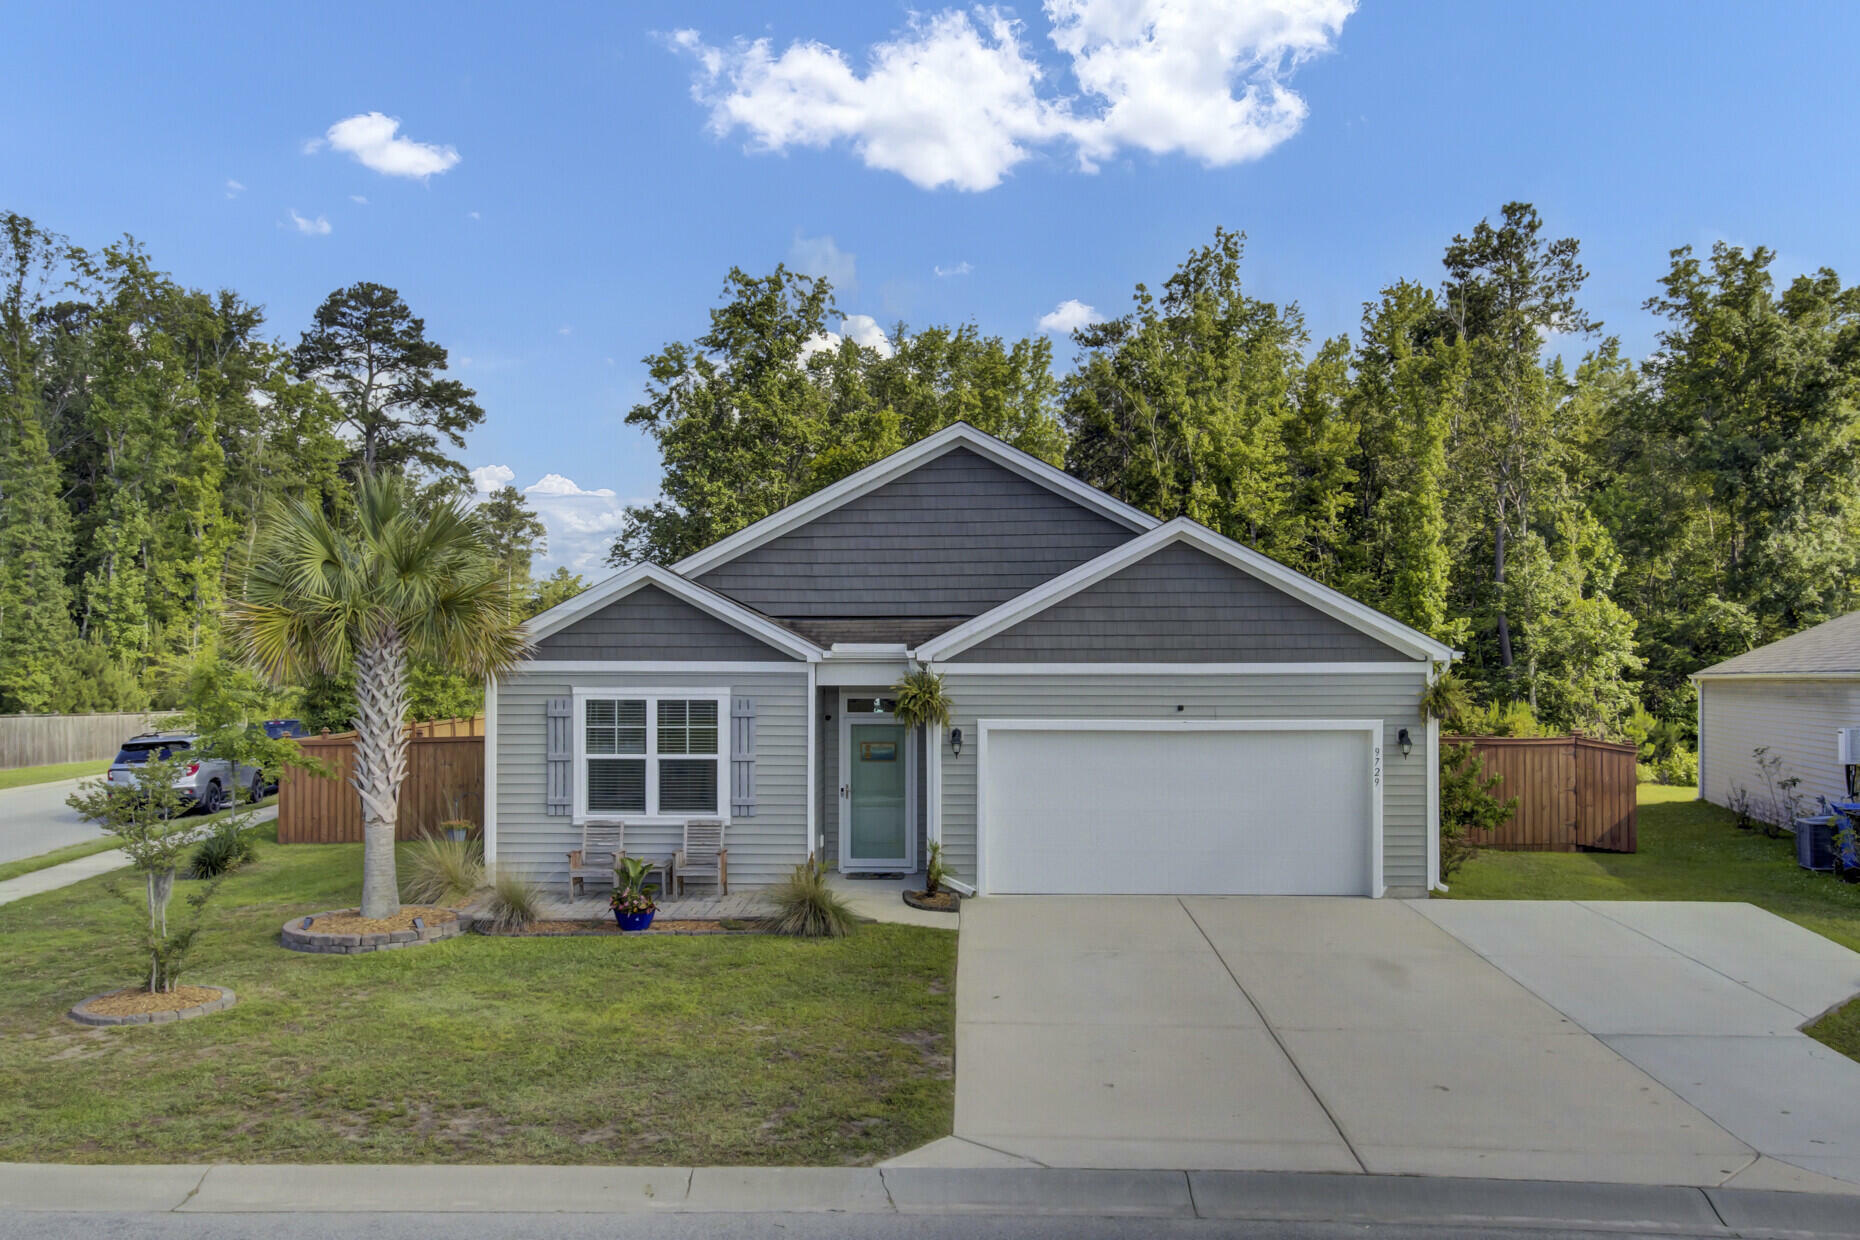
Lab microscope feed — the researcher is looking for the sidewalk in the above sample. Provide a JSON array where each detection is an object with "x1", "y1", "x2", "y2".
[
  {"x1": 0, "y1": 806, "x2": 277, "y2": 908},
  {"x1": 2, "y1": 1163, "x2": 1858, "y2": 1233}
]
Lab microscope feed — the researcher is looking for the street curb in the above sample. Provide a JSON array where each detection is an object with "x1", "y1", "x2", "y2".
[{"x1": 2, "y1": 1163, "x2": 1858, "y2": 1231}]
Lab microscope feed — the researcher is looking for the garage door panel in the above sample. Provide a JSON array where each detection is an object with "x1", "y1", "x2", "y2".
[{"x1": 982, "y1": 726, "x2": 1373, "y2": 895}]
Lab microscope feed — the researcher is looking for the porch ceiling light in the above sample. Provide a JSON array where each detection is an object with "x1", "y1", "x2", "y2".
[
  {"x1": 1398, "y1": 727, "x2": 1413, "y2": 758},
  {"x1": 950, "y1": 727, "x2": 963, "y2": 758}
]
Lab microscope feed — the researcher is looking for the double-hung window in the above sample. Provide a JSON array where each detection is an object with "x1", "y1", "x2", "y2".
[{"x1": 577, "y1": 691, "x2": 726, "y2": 820}]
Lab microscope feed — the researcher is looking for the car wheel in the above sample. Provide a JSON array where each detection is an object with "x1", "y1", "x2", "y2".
[
  {"x1": 201, "y1": 781, "x2": 224, "y2": 815},
  {"x1": 249, "y1": 775, "x2": 264, "y2": 804}
]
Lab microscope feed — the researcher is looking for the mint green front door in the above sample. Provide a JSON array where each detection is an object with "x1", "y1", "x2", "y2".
[{"x1": 848, "y1": 721, "x2": 908, "y2": 866}]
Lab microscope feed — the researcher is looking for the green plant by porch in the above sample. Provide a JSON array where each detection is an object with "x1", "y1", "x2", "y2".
[{"x1": 890, "y1": 667, "x2": 952, "y2": 733}]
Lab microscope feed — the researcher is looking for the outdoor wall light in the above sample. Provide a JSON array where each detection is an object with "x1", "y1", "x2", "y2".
[
  {"x1": 1398, "y1": 727, "x2": 1413, "y2": 758},
  {"x1": 949, "y1": 727, "x2": 963, "y2": 758}
]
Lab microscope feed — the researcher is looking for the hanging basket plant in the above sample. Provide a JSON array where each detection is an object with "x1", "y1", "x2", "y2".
[{"x1": 892, "y1": 667, "x2": 953, "y2": 732}]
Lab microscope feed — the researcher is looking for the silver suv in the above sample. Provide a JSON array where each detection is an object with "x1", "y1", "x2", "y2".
[{"x1": 106, "y1": 733, "x2": 263, "y2": 814}]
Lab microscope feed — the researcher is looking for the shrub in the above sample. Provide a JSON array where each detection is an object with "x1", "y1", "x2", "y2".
[
  {"x1": 190, "y1": 821, "x2": 258, "y2": 878},
  {"x1": 402, "y1": 835, "x2": 485, "y2": 905},
  {"x1": 1458, "y1": 700, "x2": 1544, "y2": 738},
  {"x1": 479, "y1": 868, "x2": 541, "y2": 933},
  {"x1": 1653, "y1": 748, "x2": 1697, "y2": 787},
  {"x1": 924, "y1": 841, "x2": 948, "y2": 896},
  {"x1": 770, "y1": 859, "x2": 856, "y2": 938}
]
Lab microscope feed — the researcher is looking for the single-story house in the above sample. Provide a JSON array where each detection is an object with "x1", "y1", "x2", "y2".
[
  {"x1": 1694, "y1": 610, "x2": 1860, "y2": 814},
  {"x1": 485, "y1": 423, "x2": 1455, "y2": 898}
]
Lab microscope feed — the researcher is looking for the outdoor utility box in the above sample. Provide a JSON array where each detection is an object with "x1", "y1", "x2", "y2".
[{"x1": 1795, "y1": 816, "x2": 1837, "y2": 871}]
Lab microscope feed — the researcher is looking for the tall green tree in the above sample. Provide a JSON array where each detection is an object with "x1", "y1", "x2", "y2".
[
  {"x1": 294, "y1": 282, "x2": 484, "y2": 481},
  {"x1": 230, "y1": 475, "x2": 529, "y2": 917},
  {"x1": 0, "y1": 213, "x2": 79, "y2": 710},
  {"x1": 476, "y1": 484, "x2": 547, "y2": 591}
]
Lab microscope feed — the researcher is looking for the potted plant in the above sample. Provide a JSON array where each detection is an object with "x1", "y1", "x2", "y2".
[
  {"x1": 439, "y1": 819, "x2": 473, "y2": 844},
  {"x1": 610, "y1": 856, "x2": 658, "y2": 930},
  {"x1": 904, "y1": 841, "x2": 959, "y2": 913}
]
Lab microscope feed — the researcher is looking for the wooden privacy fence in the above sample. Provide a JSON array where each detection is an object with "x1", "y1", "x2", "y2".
[
  {"x1": 278, "y1": 717, "x2": 485, "y2": 844},
  {"x1": 1447, "y1": 734, "x2": 1638, "y2": 852},
  {"x1": 0, "y1": 711, "x2": 178, "y2": 769}
]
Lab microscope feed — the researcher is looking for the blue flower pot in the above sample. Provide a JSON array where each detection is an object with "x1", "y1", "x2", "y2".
[{"x1": 615, "y1": 910, "x2": 655, "y2": 932}]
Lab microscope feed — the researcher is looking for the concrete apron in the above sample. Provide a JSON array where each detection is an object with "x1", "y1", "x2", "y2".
[
  {"x1": 951, "y1": 895, "x2": 1860, "y2": 1189},
  {"x1": 8, "y1": 1163, "x2": 1860, "y2": 1234}
]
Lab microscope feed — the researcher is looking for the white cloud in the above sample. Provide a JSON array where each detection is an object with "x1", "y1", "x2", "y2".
[
  {"x1": 1038, "y1": 298, "x2": 1100, "y2": 334},
  {"x1": 800, "y1": 314, "x2": 896, "y2": 362},
  {"x1": 670, "y1": 1, "x2": 1354, "y2": 192},
  {"x1": 224, "y1": 179, "x2": 245, "y2": 198},
  {"x1": 318, "y1": 111, "x2": 460, "y2": 178},
  {"x1": 557, "y1": 325, "x2": 572, "y2": 336},
  {"x1": 466, "y1": 210, "x2": 481, "y2": 220},
  {"x1": 470, "y1": 464, "x2": 515, "y2": 494},
  {"x1": 528, "y1": 474, "x2": 616, "y2": 498},
  {"x1": 350, "y1": 194, "x2": 369, "y2": 205},
  {"x1": 787, "y1": 233, "x2": 857, "y2": 291},
  {"x1": 934, "y1": 260, "x2": 972, "y2": 277},
  {"x1": 288, "y1": 209, "x2": 332, "y2": 236}
]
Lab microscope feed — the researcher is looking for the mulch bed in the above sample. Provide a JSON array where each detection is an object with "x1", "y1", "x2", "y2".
[
  {"x1": 489, "y1": 918, "x2": 775, "y2": 937},
  {"x1": 305, "y1": 907, "x2": 457, "y2": 935},
  {"x1": 903, "y1": 890, "x2": 960, "y2": 913},
  {"x1": 281, "y1": 907, "x2": 466, "y2": 955},
  {"x1": 69, "y1": 985, "x2": 236, "y2": 1027}
]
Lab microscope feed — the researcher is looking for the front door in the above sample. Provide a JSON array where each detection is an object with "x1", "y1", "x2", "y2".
[{"x1": 840, "y1": 695, "x2": 914, "y2": 871}]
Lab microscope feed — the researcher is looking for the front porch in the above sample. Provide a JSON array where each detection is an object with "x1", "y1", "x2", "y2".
[{"x1": 523, "y1": 870, "x2": 957, "y2": 928}]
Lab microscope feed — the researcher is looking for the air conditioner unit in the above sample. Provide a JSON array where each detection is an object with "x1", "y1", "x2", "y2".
[{"x1": 1839, "y1": 727, "x2": 1860, "y2": 766}]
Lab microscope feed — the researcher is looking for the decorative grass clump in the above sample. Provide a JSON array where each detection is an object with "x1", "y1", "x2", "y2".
[
  {"x1": 770, "y1": 860, "x2": 857, "y2": 938},
  {"x1": 478, "y1": 868, "x2": 542, "y2": 933},
  {"x1": 401, "y1": 835, "x2": 484, "y2": 906}
]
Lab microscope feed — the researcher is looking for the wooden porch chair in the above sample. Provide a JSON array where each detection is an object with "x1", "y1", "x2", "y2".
[
  {"x1": 568, "y1": 823, "x2": 625, "y2": 897},
  {"x1": 673, "y1": 819, "x2": 727, "y2": 896}
]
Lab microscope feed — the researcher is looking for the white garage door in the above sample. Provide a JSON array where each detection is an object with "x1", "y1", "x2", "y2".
[{"x1": 980, "y1": 723, "x2": 1377, "y2": 895}]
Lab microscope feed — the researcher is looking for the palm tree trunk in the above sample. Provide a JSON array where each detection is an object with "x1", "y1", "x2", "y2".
[{"x1": 352, "y1": 618, "x2": 410, "y2": 919}]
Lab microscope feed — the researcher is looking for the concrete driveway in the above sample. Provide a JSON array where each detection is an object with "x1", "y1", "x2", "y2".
[{"x1": 950, "y1": 896, "x2": 1860, "y2": 1190}]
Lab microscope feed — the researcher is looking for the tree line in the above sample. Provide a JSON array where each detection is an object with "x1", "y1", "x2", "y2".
[
  {"x1": 0, "y1": 212, "x2": 566, "y2": 724},
  {"x1": 617, "y1": 204, "x2": 1860, "y2": 743}
]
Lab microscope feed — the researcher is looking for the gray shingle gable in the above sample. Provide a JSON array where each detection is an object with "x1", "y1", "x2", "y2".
[
  {"x1": 694, "y1": 446, "x2": 1140, "y2": 620},
  {"x1": 532, "y1": 583, "x2": 801, "y2": 661},
  {"x1": 950, "y1": 542, "x2": 1409, "y2": 662}
]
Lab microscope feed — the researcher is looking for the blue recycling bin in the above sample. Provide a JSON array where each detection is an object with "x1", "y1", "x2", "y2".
[{"x1": 1830, "y1": 803, "x2": 1860, "y2": 871}]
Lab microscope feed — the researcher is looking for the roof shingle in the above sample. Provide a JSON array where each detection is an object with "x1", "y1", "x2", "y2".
[{"x1": 1694, "y1": 610, "x2": 1860, "y2": 677}]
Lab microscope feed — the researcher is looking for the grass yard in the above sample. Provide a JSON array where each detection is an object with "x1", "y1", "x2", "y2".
[
  {"x1": 0, "y1": 760, "x2": 107, "y2": 792},
  {"x1": 1449, "y1": 783, "x2": 1860, "y2": 1061},
  {"x1": 0, "y1": 795, "x2": 280, "y2": 884},
  {"x1": 0, "y1": 826, "x2": 956, "y2": 1166}
]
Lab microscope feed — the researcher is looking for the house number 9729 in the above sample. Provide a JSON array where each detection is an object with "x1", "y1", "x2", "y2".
[{"x1": 1373, "y1": 744, "x2": 1382, "y2": 787}]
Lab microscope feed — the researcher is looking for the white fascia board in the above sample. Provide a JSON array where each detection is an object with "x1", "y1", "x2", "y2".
[
  {"x1": 518, "y1": 660, "x2": 808, "y2": 674},
  {"x1": 918, "y1": 518, "x2": 1454, "y2": 665},
  {"x1": 941, "y1": 662, "x2": 1430, "y2": 676},
  {"x1": 825, "y1": 643, "x2": 912, "y2": 656},
  {"x1": 669, "y1": 423, "x2": 1158, "y2": 578},
  {"x1": 522, "y1": 563, "x2": 821, "y2": 662},
  {"x1": 1690, "y1": 671, "x2": 1860, "y2": 681}
]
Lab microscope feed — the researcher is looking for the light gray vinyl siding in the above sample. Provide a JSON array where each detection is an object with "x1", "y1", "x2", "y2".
[
  {"x1": 1699, "y1": 678, "x2": 1860, "y2": 815},
  {"x1": 953, "y1": 543, "x2": 1402, "y2": 663},
  {"x1": 495, "y1": 667, "x2": 810, "y2": 889},
  {"x1": 695, "y1": 447, "x2": 1141, "y2": 620},
  {"x1": 935, "y1": 671, "x2": 1432, "y2": 896},
  {"x1": 533, "y1": 584, "x2": 801, "y2": 662}
]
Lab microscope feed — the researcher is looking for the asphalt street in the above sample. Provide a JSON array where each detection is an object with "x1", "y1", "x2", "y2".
[{"x1": 0, "y1": 778, "x2": 105, "y2": 865}]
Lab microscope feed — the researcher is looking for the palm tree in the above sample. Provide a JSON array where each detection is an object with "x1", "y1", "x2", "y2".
[{"x1": 229, "y1": 475, "x2": 531, "y2": 917}]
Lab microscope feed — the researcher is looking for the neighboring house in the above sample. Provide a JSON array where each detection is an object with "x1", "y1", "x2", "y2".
[
  {"x1": 485, "y1": 424, "x2": 1455, "y2": 898},
  {"x1": 1694, "y1": 610, "x2": 1860, "y2": 815}
]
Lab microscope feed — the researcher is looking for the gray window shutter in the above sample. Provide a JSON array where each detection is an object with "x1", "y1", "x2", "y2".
[
  {"x1": 546, "y1": 696, "x2": 573, "y2": 817},
  {"x1": 731, "y1": 695, "x2": 757, "y2": 818}
]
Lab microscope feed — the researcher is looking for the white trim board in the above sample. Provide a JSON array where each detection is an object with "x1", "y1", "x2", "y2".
[
  {"x1": 974, "y1": 717, "x2": 1386, "y2": 898},
  {"x1": 522, "y1": 660, "x2": 808, "y2": 675},
  {"x1": 483, "y1": 676, "x2": 499, "y2": 870},
  {"x1": 917, "y1": 517, "x2": 1456, "y2": 666},
  {"x1": 940, "y1": 661, "x2": 1430, "y2": 677},
  {"x1": 669, "y1": 422, "x2": 1158, "y2": 579},
  {"x1": 522, "y1": 563, "x2": 822, "y2": 661}
]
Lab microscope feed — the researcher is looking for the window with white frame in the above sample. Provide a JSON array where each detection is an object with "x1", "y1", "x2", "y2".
[{"x1": 578, "y1": 692, "x2": 726, "y2": 819}]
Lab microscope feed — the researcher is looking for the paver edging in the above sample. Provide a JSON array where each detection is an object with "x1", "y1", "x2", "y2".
[
  {"x1": 68, "y1": 985, "x2": 236, "y2": 1027},
  {"x1": 280, "y1": 909, "x2": 463, "y2": 955}
]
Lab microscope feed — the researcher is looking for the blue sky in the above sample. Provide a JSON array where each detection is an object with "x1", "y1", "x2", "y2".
[{"x1": 5, "y1": 1, "x2": 1857, "y2": 573}]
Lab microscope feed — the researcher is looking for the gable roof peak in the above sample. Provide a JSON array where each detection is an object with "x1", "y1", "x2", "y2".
[{"x1": 670, "y1": 422, "x2": 1157, "y2": 578}]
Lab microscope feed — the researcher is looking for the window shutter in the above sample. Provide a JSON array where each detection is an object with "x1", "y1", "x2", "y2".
[
  {"x1": 731, "y1": 695, "x2": 757, "y2": 818},
  {"x1": 546, "y1": 696, "x2": 573, "y2": 817}
]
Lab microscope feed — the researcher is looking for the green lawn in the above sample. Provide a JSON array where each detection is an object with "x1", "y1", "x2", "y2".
[
  {"x1": 0, "y1": 827, "x2": 956, "y2": 1166},
  {"x1": 1449, "y1": 783, "x2": 1860, "y2": 1060},
  {"x1": 0, "y1": 760, "x2": 107, "y2": 792},
  {"x1": 0, "y1": 795, "x2": 281, "y2": 885}
]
